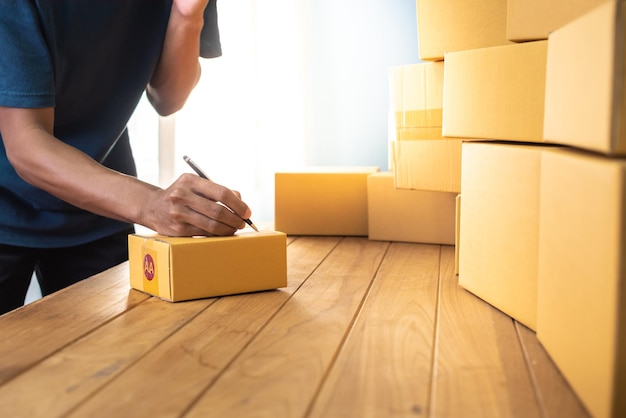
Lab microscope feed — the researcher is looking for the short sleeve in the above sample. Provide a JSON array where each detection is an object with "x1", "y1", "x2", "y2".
[
  {"x1": 200, "y1": 0, "x2": 222, "y2": 59},
  {"x1": 0, "y1": 1, "x2": 55, "y2": 108}
]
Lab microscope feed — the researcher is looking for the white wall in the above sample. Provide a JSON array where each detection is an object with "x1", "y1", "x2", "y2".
[{"x1": 301, "y1": 0, "x2": 419, "y2": 168}]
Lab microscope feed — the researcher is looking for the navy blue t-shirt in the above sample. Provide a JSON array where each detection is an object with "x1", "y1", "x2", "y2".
[{"x1": 0, "y1": 0, "x2": 221, "y2": 248}]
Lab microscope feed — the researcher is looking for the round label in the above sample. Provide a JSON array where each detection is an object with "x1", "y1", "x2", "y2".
[{"x1": 143, "y1": 254, "x2": 155, "y2": 281}]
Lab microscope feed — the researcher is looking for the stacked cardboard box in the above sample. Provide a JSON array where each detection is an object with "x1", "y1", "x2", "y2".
[
  {"x1": 444, "y1": 36, "x2": 551, "y2": 333},
  {"x1": 458, "y1": 142, "x2": 551, "y2": 330},
  {"x1": 443, "y1": 40, "x2": 548, "y2": 142},
  {"x1": 416, "y1": 0, "x2": 511, "y2": 61},
  {"x1": 389, "y1": 62, "x2": 444, "y2": 141},
  {"x1": 538, "y1": 148, "x2": 626, "y2": 418},
  {"x1": 543, "y1": 0, "x2": 626, "y2": 156},
  {"x1": 389, "y1": 61, "x2": 462, "y2": 194},
  {"x1": 535, "y1": 2, "x2": 626, "y2": 417},
  {"x1": 507, "y1": 0, "x2": 607, "y2": 41},
  {"x1": 442, "y1": 1, "x2": 626, "y2": 416}
]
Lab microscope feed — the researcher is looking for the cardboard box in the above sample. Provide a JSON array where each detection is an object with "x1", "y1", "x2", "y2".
[
  {"x1": 128, "y1": 231, "x2": 287, "y2": 302},
  {"x1": 458, "y1": 142, "x2": 551, "y2": 330},
  {"x1": 455, "y1": 193, "x2": 460, "y2": 276},
  {"x1": 274, "y1": 167, "x2": 379, "y2": 236},
  {"x1": 543, "y1": 0, "x2": 626, "y2": 156},
  {"x1": 416, "y1": 0, "x2": 511, "y2": 61},
  {"x1": 442, "y1": 40, "x2": 548, "y2": 142},
  {"x1": 391, "y1": 139, "x2": 462, "y2": 193},
  {"x1": 507, "y1": 0, "x2": 606, "y2": 42},
  {"x1": 367, "y1": 172, "x2": 456, "y2": 244},
  {"x1": 389, "y1": 62, "x2": 444, "y2": 141},
  {"x1": 537, "y1": 148, "x2": 626, "y2": 418}
]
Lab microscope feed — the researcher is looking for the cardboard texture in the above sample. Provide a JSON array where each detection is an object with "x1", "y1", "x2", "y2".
[
  {"x1": 389, "y1": 62, "x2": 444, "y2": 141},
  {"x1": 128, "y1": 231, "x2": 287, "y2": 302},
  {"x1": 367, "y1": 172, "x2": 456, "y2": 245},
  {"x1": 416, "y1": 0, "x2": 511, "y2": 61},
  {"x1": 274, "y1": 167, "x2": 379, "y2": 236},
  {"x1": 442, "y1": 40, "x2": 548, "y2": 142},
  {"x1": 507, "y1": 0, "x2": 606, "y2": 41},
  {"x1": 543, "y1": 0, "x2": 626, "y2": 156},
  {"x1": 458, "y1": 142, "x2": 549, "y2": 330},
  {"x1": 537, "y1": 148, "x2": 626, "y2": 418},
  {"x1": 455, "y1": 193, "x2": 460, "y2": 276},
  {"x1": 391, "y1": 139, "x2": 462, "y2": 193}
]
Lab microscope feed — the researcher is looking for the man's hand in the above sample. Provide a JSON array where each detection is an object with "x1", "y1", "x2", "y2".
[
  {"x1": 0, "y1": 106, "x2": 252, "y2": 238},
  {"x1": 141, "y1": 173, "x2": 252, "y2": 237}
]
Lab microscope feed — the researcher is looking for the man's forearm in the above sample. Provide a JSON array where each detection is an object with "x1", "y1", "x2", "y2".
[{"x1": 147, "y1": 3, "x2": 205, "y2": 116}]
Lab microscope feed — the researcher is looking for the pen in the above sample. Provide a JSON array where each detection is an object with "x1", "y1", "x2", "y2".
[{"x1": 183, "y1": 155, "x2": 259, "y2": 232}]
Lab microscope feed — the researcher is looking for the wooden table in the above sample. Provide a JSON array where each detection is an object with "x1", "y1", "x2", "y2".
[{"x1": 0, "y1": 237, "x2": 590, "y2": 418}]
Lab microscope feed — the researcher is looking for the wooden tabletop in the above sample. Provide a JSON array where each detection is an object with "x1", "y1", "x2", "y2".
[{"x1": 0, "y1": 236, "x2": 590, "y2": 418}]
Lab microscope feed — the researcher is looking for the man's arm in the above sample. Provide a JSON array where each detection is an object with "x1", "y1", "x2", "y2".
[
  {"x1": 0, "y1": 106, "x2": 251, "y2": 236},
  {"x1": 147, "y1": 0, "x2": 209, "y2": 116}
]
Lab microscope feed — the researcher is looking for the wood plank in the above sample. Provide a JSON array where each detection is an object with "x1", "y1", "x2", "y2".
[
  {"x1": 0, "y1": 296, "x2": 214, "y2": 418},
  {"x1": 184, "y1": 237, "x2": 390, "y2": 418},
  {"x1": 0, "y1": 262, "x2": 148, "y2": 386},
  {"x1": 66, "y1": 237, "x2": 340, "y2": 418},
  {"x1": 515, "y1": 322, "x2": 591, "y2": 418},
  {"x1": 430, "y1": 246, "x2": 541, "y2": 418},
  {"x1": 309, "y1": 243, "x2": 441, "y2": 418}
]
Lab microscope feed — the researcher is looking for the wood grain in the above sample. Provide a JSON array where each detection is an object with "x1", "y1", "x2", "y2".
[
  {"x1": 0, "y1": 296, "x2": 213, "y2": 417},
  {"x1": 515, "y1": 322, "x2": 591, "y2": 418},
  {"x1": 0, "y1": 262, "x2": 148, "y2": 386},
  {"x1": 184, "y1": 237, "x2": 390, "y2": 418},
  {"x1": 67, "y1": 237, "x2": 340, "y2": 418},
  {"x1": 309, "y1": 243, "x2": 441, "y2": 418},
  {"x1": 0, "y1": 240, "x2": 591, "y2": 418},
  {"x1": 430, "y1": 246, "x2": 541, "y2": 418}
]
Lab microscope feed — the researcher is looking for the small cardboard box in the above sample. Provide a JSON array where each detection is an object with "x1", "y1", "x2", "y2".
[
  {"x1": 367, "y1": 172, "x2": 456, "y2": 245},
  {"x1": 391, "y1": 139, "x2": 462, "y2": 193},
  {"x1": 274, "y1": 167, "x2": 379, "y2": 236},
  {"x1": 442, "y1": 40, "x2": 548, "y2": 142},
  {"x1": 543, "y1": 0, "x2": 626, "y2": 156},
  {"x1": 389, "y1": 62, "x2": 444, "y2": 141},
  {"x1": 507, "y1": 0, "x2": 606, "y2": 42},
  {"x1": 128, "y1": 231, "x2": 287, "y2": 302},
  {"x1": 458, "y1": 141, "x2": 552, "y2": 330},
  {"x1": 537, "y1": 148, "x2": 626, "y2": 418},
  {"x1": 416, "y1": 0, "x2": 511, "y2": 61}
]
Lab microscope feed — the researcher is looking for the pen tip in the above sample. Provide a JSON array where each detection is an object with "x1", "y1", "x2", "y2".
[{"x1": 243, "y1": 218, "x2": 259, "y2": 231}]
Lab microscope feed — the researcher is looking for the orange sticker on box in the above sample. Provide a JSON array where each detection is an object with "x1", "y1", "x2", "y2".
[{"x1": 142, "y1": 248, "x2": 159, "y2": 296}]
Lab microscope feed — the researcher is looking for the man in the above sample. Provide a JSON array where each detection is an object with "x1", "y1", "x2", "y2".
[{"x1": 0, "y1": 0, "x2": 253, "y2": 314}]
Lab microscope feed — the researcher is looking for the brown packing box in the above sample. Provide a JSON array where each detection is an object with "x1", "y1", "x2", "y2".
[
  {"x1": 442, "y1": 40, "x2": 548, "y2": 142},
  {"x1": 274, "y1": 167, "x2": 379, "y2": 236},
  {"x1": 367, "y1": 172, "x2": 456, "y2": 245},
  {"x1": 458, "y1": 142, "x2": 552, "y2": 330},
  {"x1": 537, "y1": 148, "x2": 626, "y2": 418},
  {"x1": 507, "y1": 0, "x2": 606, "y2": 41},
  {"x1": 455, "y1": 193, "x2": 460, "y2": 276},
  {"x1": 389, "y1": 62, "x2": 444, "y2": 141},
  {"x1": 543, "y1": 0, "x2": 626, "y2": 156},
  {"x1": 416, "y1": 0, "x2": 511, "y2": 61},
  {"x1": 391, "y1": 139, "x2": 462, "y2": 193},
  {"x1": 128, "y1": 231, "x2": 288, "y2": 302}
]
